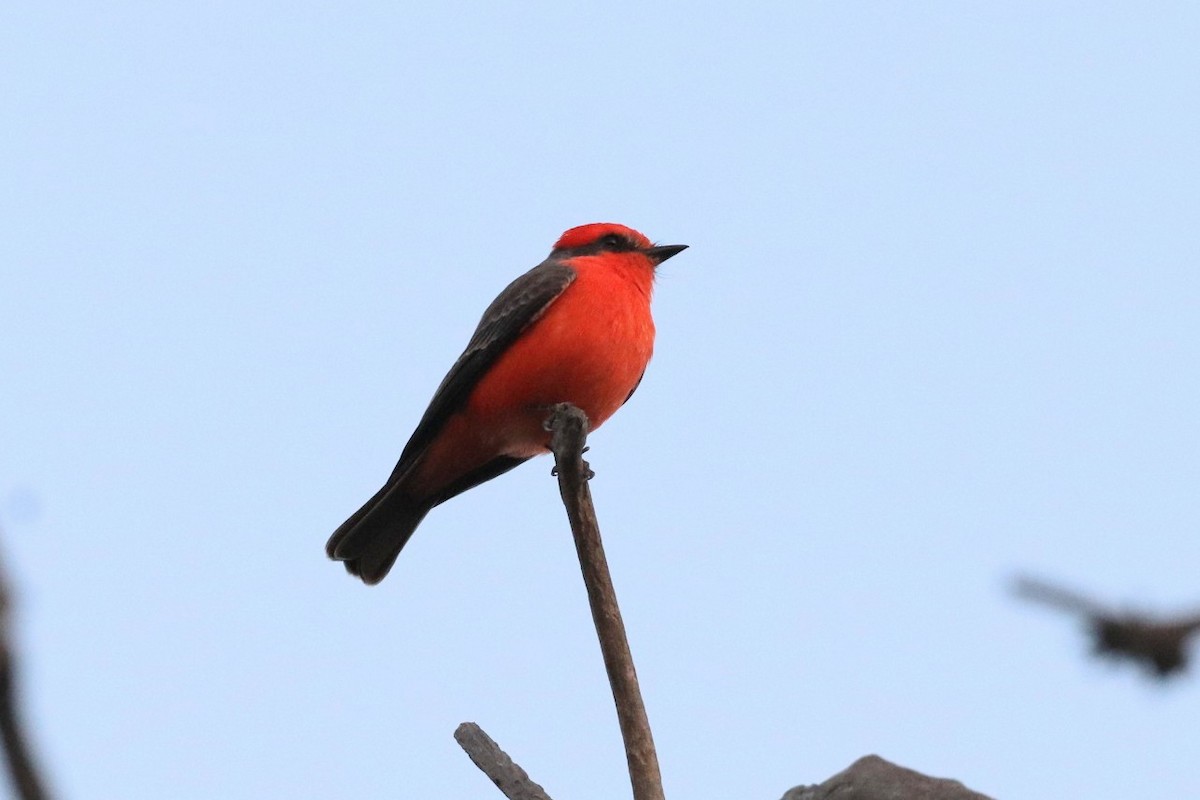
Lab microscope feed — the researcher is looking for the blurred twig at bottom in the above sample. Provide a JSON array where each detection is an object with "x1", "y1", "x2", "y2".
[{"x1": 455, "y1": 723, "x2": 553, "y2": 800}]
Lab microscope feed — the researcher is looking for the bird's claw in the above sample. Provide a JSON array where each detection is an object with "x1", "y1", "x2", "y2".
[{"x1": 550, "y1": 460, "x2": 594, "y2": 480}]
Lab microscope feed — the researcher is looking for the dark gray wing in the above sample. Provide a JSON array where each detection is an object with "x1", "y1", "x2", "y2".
[
  {"x1": 622, "y1": 371, "x2": 645, "y2": 406},
  {"x1": 390, "y1": 260, "x2": 577, "y2": 478}
]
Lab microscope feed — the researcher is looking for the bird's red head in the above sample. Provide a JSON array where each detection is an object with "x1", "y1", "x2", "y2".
[
  {"x1": 551, "y1": 223, "x2": 687, "y2": 265},
  {"x1": 554, "y1": 223, "x2": 653, "y2": 252}
]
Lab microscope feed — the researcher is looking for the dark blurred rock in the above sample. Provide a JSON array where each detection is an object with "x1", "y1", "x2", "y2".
[{"x1": 781, "y1": 755, "x2": 993, "y2": 800}]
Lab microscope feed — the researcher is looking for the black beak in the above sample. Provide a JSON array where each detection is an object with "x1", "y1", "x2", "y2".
[{"x1": 645, "y1": 243, "x2": 688, "y2": 264}]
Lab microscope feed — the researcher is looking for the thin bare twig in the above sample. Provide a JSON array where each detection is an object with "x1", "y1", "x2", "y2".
[
  {"x1": 0, "y1": 535, "x2": 52, "y2": 800},
  {"x1": 454, "y1": 722, "x2": 554, "y2": 800},
  {"x1": 545, "y1": 403, "x2": 665, "y2": 800}
]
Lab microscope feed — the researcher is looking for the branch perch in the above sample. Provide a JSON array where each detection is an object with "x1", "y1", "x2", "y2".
[{"x1": 545, "y1": 403, "x2": 665, "y2": 800}]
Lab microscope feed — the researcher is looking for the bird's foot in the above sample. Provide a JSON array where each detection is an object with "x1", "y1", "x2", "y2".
[{"x1": 550, "y1": 461, "x2": 594, "y2": 480}]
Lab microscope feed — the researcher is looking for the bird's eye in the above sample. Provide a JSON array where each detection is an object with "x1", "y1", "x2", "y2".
[{"x1": 601, "y1": 233, "x2": 627, "y2": 249}]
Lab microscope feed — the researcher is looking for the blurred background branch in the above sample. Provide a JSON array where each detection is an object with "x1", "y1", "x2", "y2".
[
  {"x1": 0, "y1": 527, "x2": 52, "y2": 800},
  {"x1": 1013, "y1": 575, "x2": 1200, "y2": 680}
]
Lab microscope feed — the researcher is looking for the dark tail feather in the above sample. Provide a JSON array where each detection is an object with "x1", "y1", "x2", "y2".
[{"x1": 326, "y1": 482, "x2": 431, "y2": 585}]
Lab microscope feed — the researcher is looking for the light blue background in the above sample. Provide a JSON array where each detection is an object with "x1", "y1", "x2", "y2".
[{"x1": 3, "y1": 3, "x2": 1197, "y2": 798}]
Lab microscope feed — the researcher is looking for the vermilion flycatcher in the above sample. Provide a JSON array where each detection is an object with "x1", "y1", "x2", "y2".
[{"x1": 327, "y1": 223, "x2": 687, "y2": 584}]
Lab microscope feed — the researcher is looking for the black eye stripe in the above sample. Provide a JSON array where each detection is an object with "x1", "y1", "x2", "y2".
[
  {"x1": 550, "y1": 231, "x2": 640, "y2": 259},
  {"x1": 600, "y1": 233, "x2": 634, "y2": 251}
]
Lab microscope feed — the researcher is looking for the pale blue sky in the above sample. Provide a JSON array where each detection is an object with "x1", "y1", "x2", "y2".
[{"x1": 3, "y1": 3, "x2": 1198, "y2": 798}]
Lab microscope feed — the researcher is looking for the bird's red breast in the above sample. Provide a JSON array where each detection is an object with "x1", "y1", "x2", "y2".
[{"x1": 410, "y1": 248, "x2": 656, "y2": 496}]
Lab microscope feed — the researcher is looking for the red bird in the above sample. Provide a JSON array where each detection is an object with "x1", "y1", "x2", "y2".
[{"x1": 327, "y1": 223, "x2": 687, "y2": 584}]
